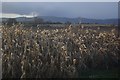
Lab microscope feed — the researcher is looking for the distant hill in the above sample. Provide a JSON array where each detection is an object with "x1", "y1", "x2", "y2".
[
  {"x1": 40, "y1": 16, "x2": 118, "y2": 25},
  {"x1": 1, "y1": 16, "x2": 118, "y2": 25}
]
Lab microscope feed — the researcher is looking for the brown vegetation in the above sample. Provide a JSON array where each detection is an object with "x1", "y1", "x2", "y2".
[{"x1": 1, "y1": 24, "x2": 120, "y2": 78}]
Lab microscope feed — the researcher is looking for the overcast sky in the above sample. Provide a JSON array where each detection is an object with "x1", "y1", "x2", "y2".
[{"x1": 1, "y1": 2, "x2": 118, "y2": 19}]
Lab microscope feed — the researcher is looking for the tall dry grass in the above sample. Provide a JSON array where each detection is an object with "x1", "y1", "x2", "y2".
[{"x1": 1, "y1": 24, "x2": 120, "y2": 78}]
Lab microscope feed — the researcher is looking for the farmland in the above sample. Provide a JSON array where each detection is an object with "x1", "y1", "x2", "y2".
[{"x1": 1, "y1": 24, "x2": 120, "y2": 78}]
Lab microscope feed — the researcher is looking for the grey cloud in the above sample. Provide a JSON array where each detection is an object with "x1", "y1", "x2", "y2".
[{"x1": 2, "y1": 2, "x2": 118, "y2": 19}]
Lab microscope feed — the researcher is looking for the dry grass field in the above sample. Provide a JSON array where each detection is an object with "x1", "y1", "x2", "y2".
[
  {"x1": 0, "y1": 26, "x2": 2, "y2": 79},
  {"x1": 1, "y1": 24, "x2": 120, "y2": 78}
]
